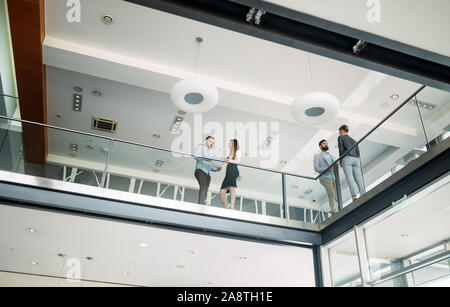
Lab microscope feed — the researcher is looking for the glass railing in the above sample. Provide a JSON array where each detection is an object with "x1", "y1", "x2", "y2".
[
  {"x1": 317, "y1": 85, "x2": 449, "y2": 211},
  {"x1": 0, "y1": 85, "x2": 448, "y2": 227}
]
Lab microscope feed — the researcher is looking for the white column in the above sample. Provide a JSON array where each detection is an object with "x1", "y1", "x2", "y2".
[
  {"x1": 321, "y1": 247, "x2": 333, "y2": 287},
  {"x1": 128, "y1": 178, "x2": 136, "y2": 193},
  {"x1": 137, "y1": 180, "x2": 144, "y2": 195},
  {"x1": 180, "y1": 187, "x2": 185, "y2": 202},
  {"x1": 402, "y1": 259, "x2": 415, "y2": 287},
  {"x1": 156, "y1": 182, "x2": 161, "y2": 198},
  {"x1": 69, "y1": 167, "x2": 78, "y2": 183},
  {"x1": 173, "y1": 185, "x2": 179, "y2": 201},
  {"x1": 354, "y1": 226, "x2": 372, "y2": 287}
]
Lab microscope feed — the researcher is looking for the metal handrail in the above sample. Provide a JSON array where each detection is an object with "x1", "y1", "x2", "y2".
[
  {"x1": 1, "y1": 84, "x2": 428, "y2": 181},
  {"x1": 0, "y1": 93, "x2": 19, "y2": 99},
  {"x1": 0, "y1": 114, "x2": 316, "y2": 180},
  {"x1": 316, "y1": 85, "x2": 427, "y2": 179}
]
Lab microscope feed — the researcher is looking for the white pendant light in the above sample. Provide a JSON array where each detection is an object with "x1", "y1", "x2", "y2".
[
  {"x1": 171, "y1": 78, "x2": 219, "y2": 114},
  {"x1": 291, "y1": 92, "x2": 340, "y2": 125},
  {"x1": 171, "y1": 37, "x2": 219, "y2": 114},
  {"x1": 291, "y1": 54, "x2": 340, "y2": 125}
]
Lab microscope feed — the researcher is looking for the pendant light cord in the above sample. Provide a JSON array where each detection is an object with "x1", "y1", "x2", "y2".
[
  {"x1": 308, "y1": 53, "x2": 314, "y2": 92},
  {"x1": 195, "y1": 38, "x2": 204, "y2": 79}
]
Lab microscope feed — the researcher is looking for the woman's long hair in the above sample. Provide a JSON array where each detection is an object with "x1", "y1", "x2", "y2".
[{"x1": 230, "y1": 139, "x2": 239, "y2": 160}]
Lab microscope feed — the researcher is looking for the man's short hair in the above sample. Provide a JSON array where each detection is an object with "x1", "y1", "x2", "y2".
[
  {"x1": 339, "y1": 125, "x2": 349, "y2": 133},
  {"x1": 206, "y1": 136, "x2": 215, "y2": 141},
  {"x1": 319, "y1": 139, "x2": 327, "y2": 147}
]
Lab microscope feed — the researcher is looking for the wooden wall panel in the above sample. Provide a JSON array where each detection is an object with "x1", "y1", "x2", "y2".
[{"x1": 7, "y1": 0, "x2": 47, "y2": 164}]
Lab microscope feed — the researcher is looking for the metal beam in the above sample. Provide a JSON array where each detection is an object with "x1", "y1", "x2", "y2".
[
  {"x1": 313, "y1": 245, "x2": 323, "y2": 287},
  {"x1": 0, "y1": 181, "x2": 321, "y2": 246},
  {"x1": 123, "y1": 0, "x2": 450, "y2": 91}
]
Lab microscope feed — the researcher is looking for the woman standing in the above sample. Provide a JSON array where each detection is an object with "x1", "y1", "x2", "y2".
[{"x1": 220, "y1": 139, "x2": 241, "y2": 210}]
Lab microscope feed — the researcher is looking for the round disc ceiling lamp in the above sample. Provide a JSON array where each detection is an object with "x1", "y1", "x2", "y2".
[
  {"x1": 291, "y1": 54, "x2": 340, "y2": 125},
  {"x1": 171, "y1": 37, "x2": 219, "y2": 114},
  {"x1": 171, "y1": 78, "x2": 219, "y2": 113}
]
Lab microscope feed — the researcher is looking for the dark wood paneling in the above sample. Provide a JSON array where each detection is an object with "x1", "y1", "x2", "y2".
[{"x1": 7, "y1": 0, "x2": 47, "y2": 164}]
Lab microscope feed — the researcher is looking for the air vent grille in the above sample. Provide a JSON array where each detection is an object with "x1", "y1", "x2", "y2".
[{"x1": 92, "y1": 117, "x2": 118, "y2": 134}]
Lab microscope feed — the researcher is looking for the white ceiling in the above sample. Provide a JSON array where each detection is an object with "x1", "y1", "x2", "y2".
[
  {"x1": 0, "y1": 204, "x2": 315, "y2": 287},
  {"x1": 39, "y1": 0, "x2": 450, "y2": 208},
  {"x1": 264, "y1": 0, "x2": 450, "y2": 57}
]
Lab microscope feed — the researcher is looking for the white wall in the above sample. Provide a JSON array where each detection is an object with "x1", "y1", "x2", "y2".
[{"x1": 0, "y1": 271, "x2": 130, "y2": 287}]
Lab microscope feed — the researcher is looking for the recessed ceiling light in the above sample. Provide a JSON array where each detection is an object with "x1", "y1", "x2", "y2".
[
  {"x1": 239, "y1": 256, "x2": 247, "y2": 261},
  {"x1": 70, "y1": 143, "x2": 79, "y2": 152},
  {"x1": 139, "y1": 243, "x2": 148, "y2": 248},
  {"x1": 26, "y1": 227, "x2": 37, "y2": 233},
  {"x1": 92, "y1": 89, "x2": 103, "y2": 97},
  {"x1": 401, "y1": 234, "x2": 411, "y2": 239},
  {"x1": 31, "y1": 261, "x2": 39, "y2": 265},
  {"x1": 176, "y1": 265, "x2": 186, "y2": 269},
  {"x1": 122, "y1": 272, "x2": 131, "y2": 276},
  {"x1": 205, "y1": 282, "x2": 213, "y2": 286},
  {"x1": 304, "y1": 189, "x2": 313, "y2": 195},
  {"x1": 390, "y1": 94, "x2": 400, "y2": 100},
  {"x1": 86, "y1": 257, "x2": 94, "y2": 261},
  {"x1": 152, "y1": 134, "x2": 161, "y2": 139},
  {"x1": 102, "y1": 15, "x2": 114, "y2": 25},
  {"x1": 58, "y1": 253, "x2": 66, "y2": 258},
  {"x1": 73, "y1": 86, "x2": 83, "y2": 93},
  {"x1": 190, "y1": 250, "x2": 199, "y2": 255}
]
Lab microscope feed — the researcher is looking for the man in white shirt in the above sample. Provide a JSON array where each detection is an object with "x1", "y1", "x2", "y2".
[{"x1": 194, "y1": 136, "x2": 222, "y2": 205}]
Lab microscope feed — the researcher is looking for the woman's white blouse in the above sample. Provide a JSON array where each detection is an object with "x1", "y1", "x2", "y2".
[{"x1": 228, "y1": 150, "x2": 242, "y2": 164}]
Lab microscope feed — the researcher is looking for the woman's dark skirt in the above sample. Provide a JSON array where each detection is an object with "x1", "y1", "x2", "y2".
[{"x1": 220, "y1": 163, "x2": 239, "y2": 193}]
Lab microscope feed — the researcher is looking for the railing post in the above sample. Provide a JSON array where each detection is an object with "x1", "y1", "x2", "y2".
[
  {"x1": 414, "y1": 95, "x2": 431, "y2": 151},
  {"x1": 359, "y1": 155, "x2": 367, "y2": 196},
  {"x1": 282, "y1": 173, "x2": 287, "y2": 219},
  {"x1": 100, "y1": 139, "x2": 114, "y2": 188},
  {"x1": 334, "y1": 166, "x2": 343, "y2": 211}
]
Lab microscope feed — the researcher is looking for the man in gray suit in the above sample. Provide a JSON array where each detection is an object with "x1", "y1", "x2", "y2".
[{"x1": 314, "y1": 140, "x2": 338, "y2": 214}]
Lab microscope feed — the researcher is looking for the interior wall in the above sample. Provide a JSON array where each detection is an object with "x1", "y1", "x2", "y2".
[
  {"x1": 0, "y1": 0, "x2": 18, "y2": 116},
  {"x1": 0, "y1": 271, "x2": 129, "y2": 287}
]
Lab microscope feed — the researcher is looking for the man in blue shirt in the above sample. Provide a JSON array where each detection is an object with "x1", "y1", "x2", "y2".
[
  {"x1": 194, "y1": 136, "x2": 223, "y2": 205},
  {"x1": 314, "y1": 140, "x2": 338, "y2": 214}
]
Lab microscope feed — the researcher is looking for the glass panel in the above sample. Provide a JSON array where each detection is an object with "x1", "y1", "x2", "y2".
[
  {"x1": 328, "y1": 232, "x2": 362, "y2": 287},
  {"x1": 0, "y1": 121, "x2": 111, "y2": 188},
  {"x1": 106, "y1": 140, "x2": 284, "y2": 218},
  {"x1": 285, "y1": 174, "x2": 334, "y2": 224},
  {"x1": 415, "y1": 87, "x2": 450, "y2": 149},
  {"x1": 374, "y1": 258, "x2": 450, "y2": 287},
  {"x1": 364, "y1": 174, "x2": 450, "y2": 281},
  {"x1": 413, "y1": 259, "x2": 450, "y2": 287},
  {"x1": 357, "y1": 95, "x2": 429, "y2": 195}
]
